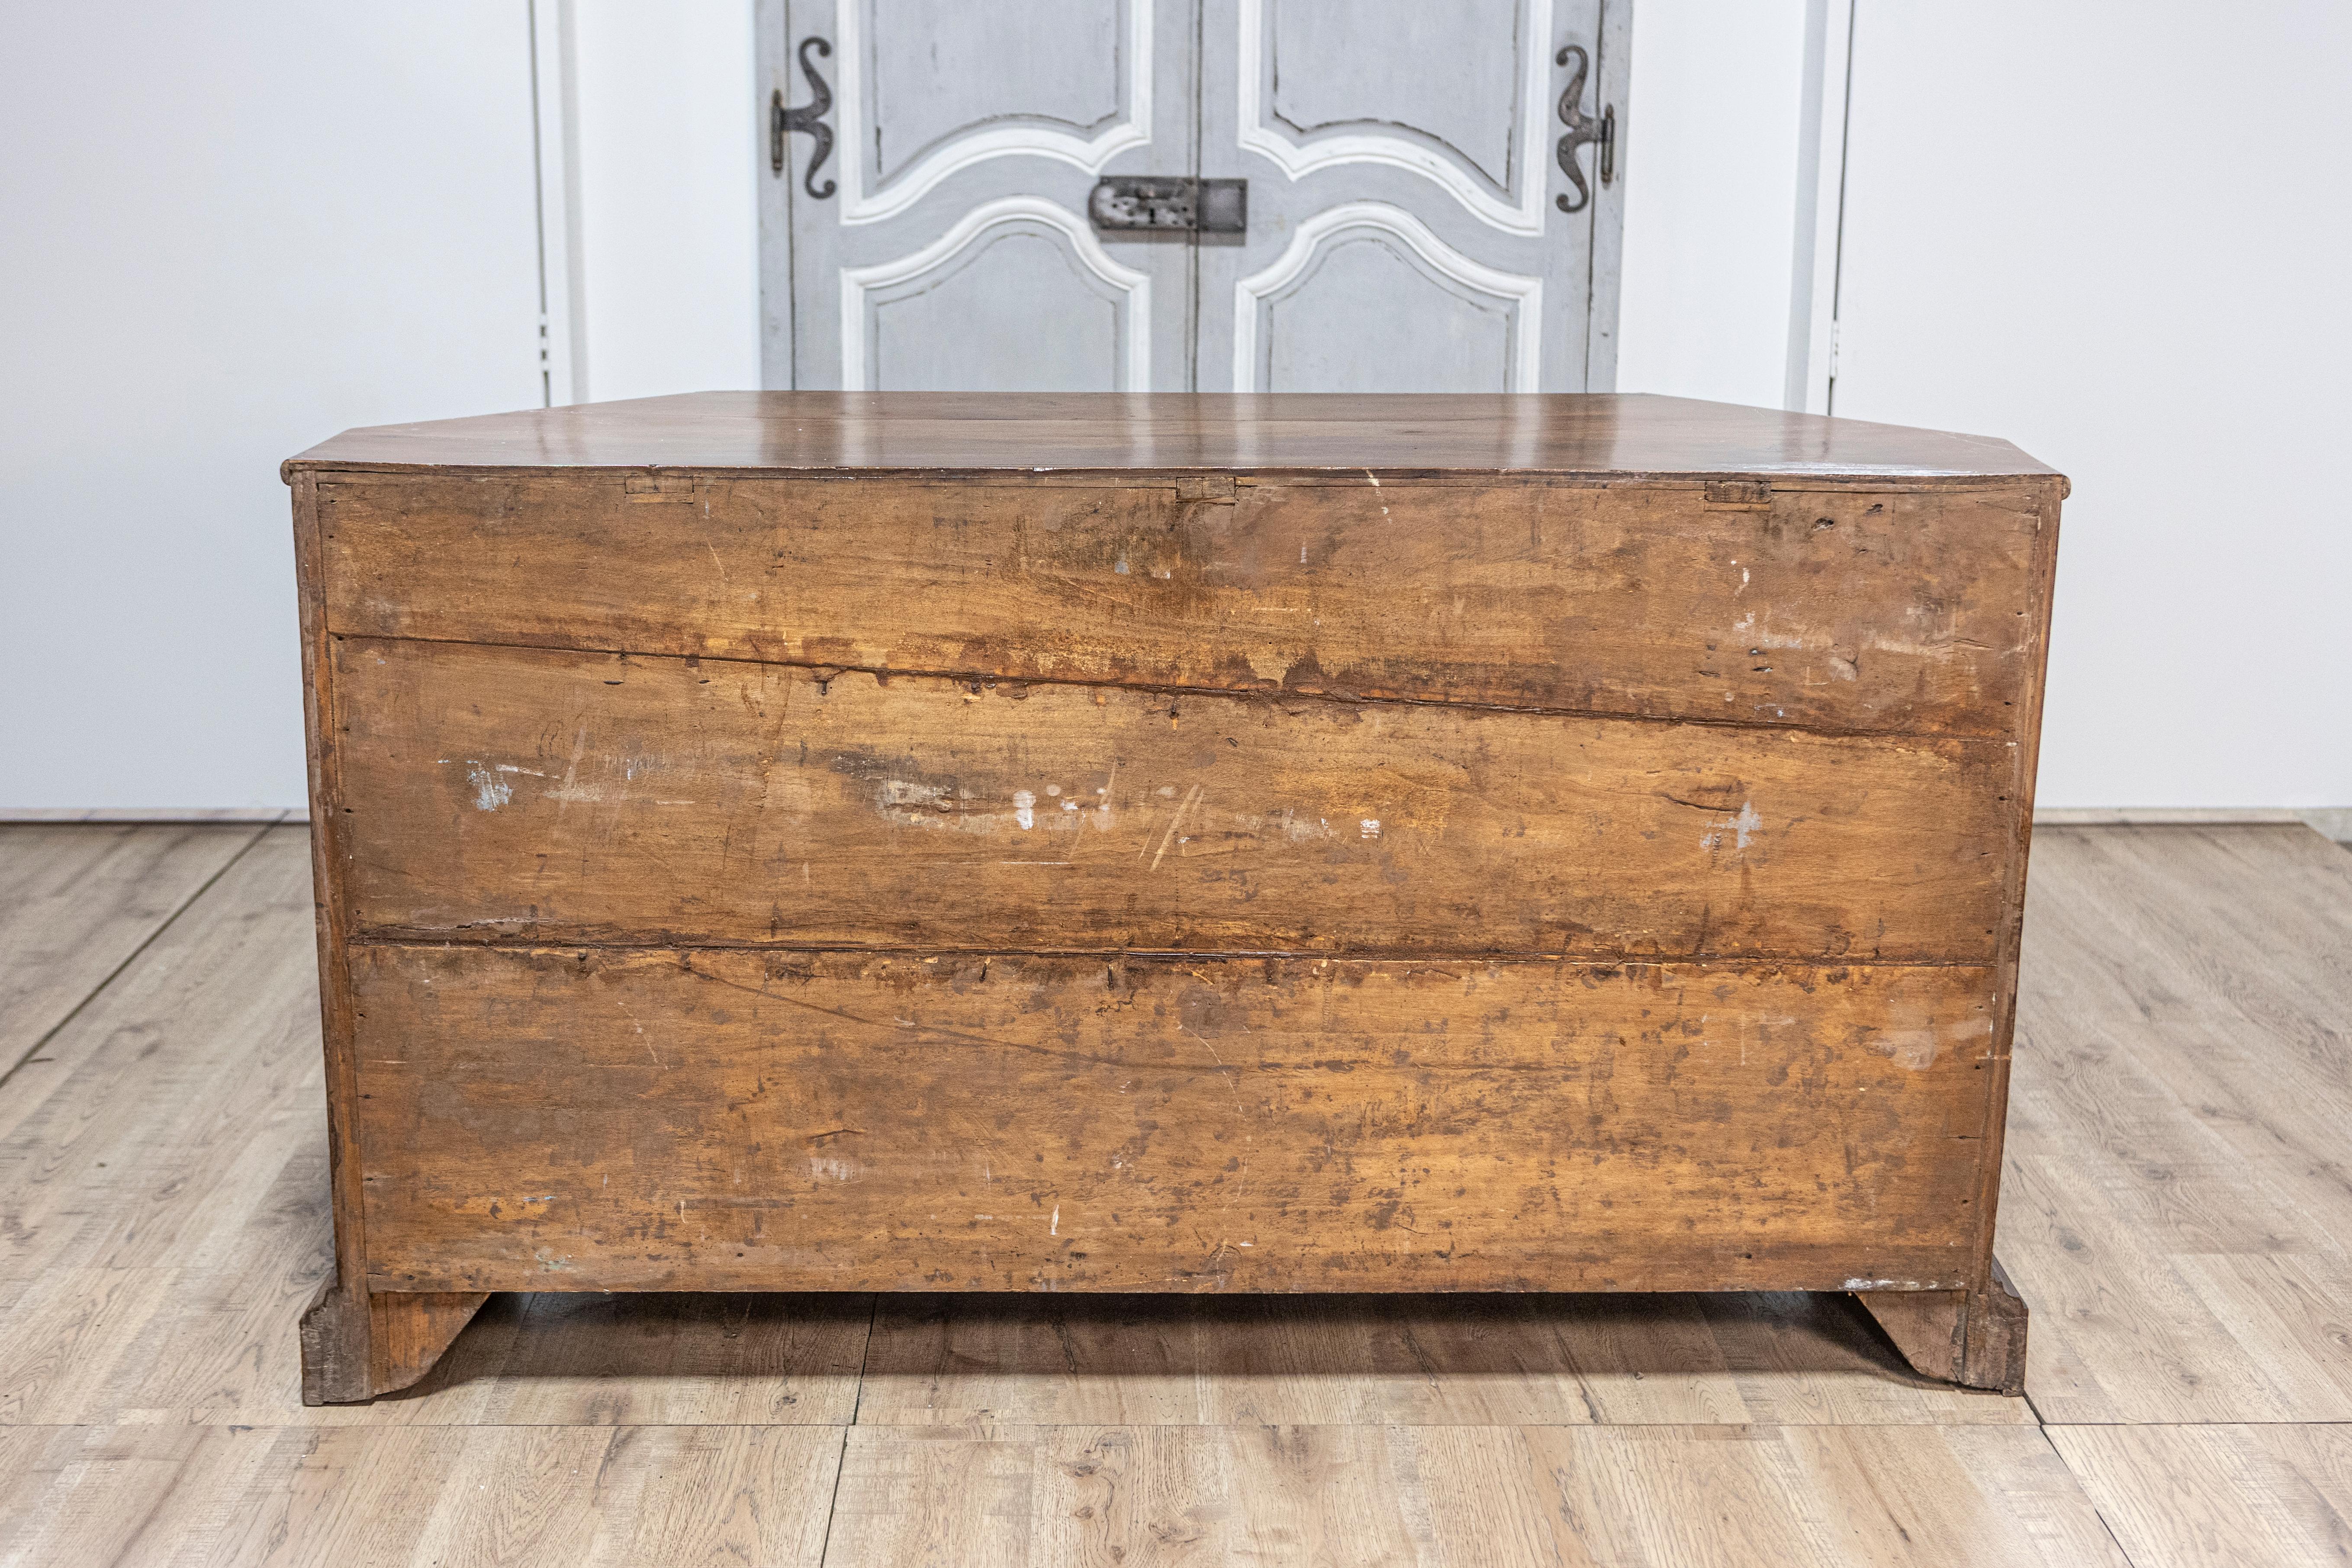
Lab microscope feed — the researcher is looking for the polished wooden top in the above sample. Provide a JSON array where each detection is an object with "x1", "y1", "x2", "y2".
[{"x1": 287, "y1": 392, "x2": 2058, "y2": 482}]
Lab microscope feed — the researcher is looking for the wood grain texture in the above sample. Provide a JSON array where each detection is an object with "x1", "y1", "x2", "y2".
[
  {"x1": 330, "y1": 638, "x2": 2015, "y2": 960},
  {"x1": 0, "y1": 1423, "x2": 846, "y2": 1567},
  {"x1": 302, "y1": 1286, "x2": 490, "y2": 1404},
  {"x1": 318, "y1": 474, "x2": 2053, "y2": 739},
  {"x1": 0, "y1": 822, "x2": 260, "y2": 1069},
  {"x1": 854, "y1": 1290, "x2": 2031, "y2": 1427},
  {"x1": 351, "y1": 944, "x2": 2002, "y2": 1294},
  {"x1": 1854, "y1": 1256, "x2": 2029, "y2": 1395},
  {"x1": 369, "y1": 1290, "x2": 490, "y2": 1397},
  {"x1": 284, "y1": 391, "x2": 2064, "y2": 480},
  {"x1": 0, "y1": 832, "x2": 323, "y2": 1282},
  {"x1": 2005, "y1": 826, "x2": 2352, "y2": 1423},
  {"x1": 0, "y1": 1269, "x2": 874, "y2": 1430},
  {"x1": 286, "y1": 394, "x2": 2062, "y2": 1399},
  {"x1": 291, "y1": 464, "x2": 399, "y2": 1405},
  {"x1": 2046, "y1": 1423, "x2": 2352, "y2": 1568},
  {"x1": 821, "y1": 1422, "x2": 2124, "y2": 1568}
]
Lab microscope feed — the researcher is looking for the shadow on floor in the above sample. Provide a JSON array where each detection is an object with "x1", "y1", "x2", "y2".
[{"x1": 391, "y1": 1287, "x2": 1959, "y2": 1413}]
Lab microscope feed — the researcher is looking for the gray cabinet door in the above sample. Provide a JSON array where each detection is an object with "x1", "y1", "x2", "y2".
[
  {"x1": 1201, "y1": 0, "x2": 1624, "y2": 393},
  {"x1": 760, "y1": 0, "x2": 1625, "y2": 392},
  {"x1": 764, "y1": 0, "x2": 1197, "y2": 392}
]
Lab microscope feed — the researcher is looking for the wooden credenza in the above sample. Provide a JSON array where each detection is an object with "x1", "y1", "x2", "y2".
[{"x1": 285, "y1": 393, "x2": 2062, "y2": 1402}]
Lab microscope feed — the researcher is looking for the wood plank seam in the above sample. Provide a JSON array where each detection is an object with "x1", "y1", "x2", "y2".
[
  {"x1": 318, "y1": 629, "x2": 2013, "y2": 748},
  {"x1": 0, "y1": 824, "x2": 274, "y2": 1095}
]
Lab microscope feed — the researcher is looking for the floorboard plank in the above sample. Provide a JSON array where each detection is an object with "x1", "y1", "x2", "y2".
[
  {"x1": 0, "y1": 827, "x2": 325, "y2": 1275},
  {"x1": 0, "y1": 1423, "x2": 845, "y2": 1567},
  {"x1": 821, "y1": 1422, "x2": 2128, "y2": 1567},
  {"x1": 853, "y1": 1291, "x2": 2031, "y2": 1428},
  {"x1": 0, "y1": 822, "x2": 261, "y2": 1076},
  {"x1": 2003, "y1": 826, "x2": 2352, "y2": 1423},
  {"x1": 2047, "y1": 1423, "x2": 2352, "y2": 1568}
]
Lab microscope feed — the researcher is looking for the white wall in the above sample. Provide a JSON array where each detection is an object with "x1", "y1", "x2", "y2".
[
  {"x1": 0, "y1": 1, "x2": 760, "y2": 811},
  {"x1": 1615, "y1": 0, "x2": 1816, "y2": 407},
  {"x1": 1831, "y1": 0, "x2": 2352, "y2": 810},
  {"x1": 562, "y1": 0, "x2": 761, "y2": 402},
  {"x1": 0, "y1": 3, "x2": 547, "y2": 810},
  {"x1": 1615, "y1": 0, "x2": 2349, "y2": 812}
]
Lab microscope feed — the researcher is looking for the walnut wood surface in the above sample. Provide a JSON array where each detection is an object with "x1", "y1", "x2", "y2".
[
  {"x1": 319, "y1": 475, "x2": 2051, "y2": 738},
  {"x1": 298, "y1": 1282, "x2": 489, "y2": 1404},
  {"x1": 1854, "y1": 1257, "x2": 2029, "y2": 1394},
  {"x1": 351, "y1": 945, "x2": 2001, "y2": 1294},
  {"x1": 280, "y1": 393, "x2": 2066, "y2": 1401},
  {"x1": 285, "y1": 392, "x2": 2060, "y2": 481},
  {"x1": 330, "y1": 638, "x2": 2013, "y2": 960},
  {"x1": 290, "y1": 467, "x2": 391, "y2": 1405}
]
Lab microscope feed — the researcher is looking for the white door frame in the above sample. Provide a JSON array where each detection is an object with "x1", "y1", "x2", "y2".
[
  {"x1": 1785, "y1": 0, "x2": 1853, "y2": 414},
  {"x1": 528, "y1": 0, "x2": 587, "y2": 406}
]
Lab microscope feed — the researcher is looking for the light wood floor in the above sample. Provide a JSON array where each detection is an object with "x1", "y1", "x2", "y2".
[{"x1": 1, "y1": 822, "x2": 2346, "y2": 1566}]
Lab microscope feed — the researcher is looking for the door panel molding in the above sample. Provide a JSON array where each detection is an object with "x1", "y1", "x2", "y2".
[
  {"x1": 768, "y1": 0, "x2": 1623, "y2": 393},
  {"x1": 1232, "y1": 201, "x2": 1543, "y2": 392},
  {"x1": 839, "y1": 0, "x2": 1155, "y2": 226},
  {"x1": 1236, "y1": 0, "x2": 1554, "y2": 236},
  {"x1": 840, "y1": 196, "x2": 1153, "y2": 390}
]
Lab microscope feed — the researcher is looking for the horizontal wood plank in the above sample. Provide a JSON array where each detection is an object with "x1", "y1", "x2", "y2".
[
  {"x1": 352, "y1": 945, "x2": 2002, "y2": 1294},
  {"x1": 331, "y1": 638, "x2": 2014, "y2": 959},
  {"x1": 319, "y1": 475, "x2": 2050, "y2": 738}
]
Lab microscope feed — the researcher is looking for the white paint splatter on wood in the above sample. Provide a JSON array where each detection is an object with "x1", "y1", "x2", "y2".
[
  {"x1": 465, "y1": 763, "x2": 512, "y2": 811},
  {"x1": 1150, "y1": 784, "x2": 1203, "y2": 871},
  {"x1": 1700, "y1": 800, "x2": 1763, "y2": 853}
]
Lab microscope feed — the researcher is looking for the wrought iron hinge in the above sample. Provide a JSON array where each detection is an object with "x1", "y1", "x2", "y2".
[
  {"x1": 770, "y1": 35, "x2": 836, "y2": 200},
  {"x1": 1555, "y1": 43, "x2": 1616, "y2": 214}
]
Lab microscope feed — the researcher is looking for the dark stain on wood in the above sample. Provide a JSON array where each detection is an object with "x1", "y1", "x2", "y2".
[{"x1": 284, "y1": 393, "x2": 2061, "y2": 1400}]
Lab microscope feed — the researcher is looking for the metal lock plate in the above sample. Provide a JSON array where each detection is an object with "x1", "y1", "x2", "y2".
[{"x1": 1088, "y1": 177, "x2": 1247, "y2": 234}]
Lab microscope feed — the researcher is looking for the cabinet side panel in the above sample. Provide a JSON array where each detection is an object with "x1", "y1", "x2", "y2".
[
  {"x1": 317, "y1": 475, "x2": 2048, "y2": 738},
  {"x1": 1966, "y1": 477, "x2": 2066, "y2": 1290},
  {"x1": 291, "y1": 470, "x2": 375, "y2": 1400},
  {"x1": 354, "y1": 945, "x2": 2001, "y2": 1294},
  {"x1": 332, "y1": 638, "x2": 2014, "y2": 961}
]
